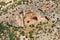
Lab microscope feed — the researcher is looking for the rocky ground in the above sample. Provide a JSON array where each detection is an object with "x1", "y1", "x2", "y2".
[{"x1": 0, "y1": 0, "x2": 60, "y2": 40}]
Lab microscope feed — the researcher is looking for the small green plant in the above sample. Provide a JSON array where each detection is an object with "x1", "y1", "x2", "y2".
[
  {"x1": 0, "y1": 2, "x2": 6, "y2": 6},
  {"x1": 48, "y1": 29, "x2": 52, "y2": 33},
  {"x1": 17, "y1": 1, "x2": 21, "y2": 5},
  {"x1": 36, "y1": 25, "x2": 41, "y2": 28},
  {"x1": 51, "y1": 24, "x2": 56, "y2": 28},
  {"x1": 29, "y1": 31, "x2": 33, "y2": 38},
  {"x1": 43, "y1": 21, "x2": 48, "y2": 24},
  {"x1": 20, "y1": 31, "x2": 25, "y2": 36},
  {"x1": 52, "y1": 21, "x2": 55, "y2": 23},
  {"x1": 29, "y1": 24, "x2": 34, "y2": 27}
]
